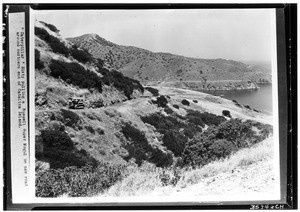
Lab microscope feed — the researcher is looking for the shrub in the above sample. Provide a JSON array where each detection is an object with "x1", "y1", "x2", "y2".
[
  {"x1": 121, "y1": 123, "x2": 152, "y2": 165},
  {"x1": 222, "y1": 110, "x2": 231, "y2": 118},
  {"x1": 35, "y1": 27, "x2": 69, "y2": 57},
  {"x1": 164, "y1": 107, "x2": 173, "y2": 114},
  {"x1": 35, "y1": 49, "x2": 44, "y2": 69},
  {"x1": 186, "y1": 111, "x2": 205, "y2": 127},
  {"x1": 40, "y1": 129, "x2": 73, "y2": 150},
  {"x1": 159, "y1": 168, "x2": 182, "y2": 187},
  {"x1": 145, "y1": 87, "x2": 159, "y2": 96},
  {"x1": 181, "y1": 99, "x2": 190, "y2": 106},
  {"x1": 183, "y1": 123, "x2": 201, "y2": 139},
  {"x1": 50, "y1": 112, "x2": 56, "y2": 120},
  {"x1": 35, "y1": 169, "x2": 67, "y2": 197},
  {"x1": 48, "y1": 53, "x2": 143, "y2": 100},
  {"x1": 70, "y1": 45, "x2": 92, "y2": 63},
  {"x1": 182, "y1": 135, "x2": 214, "y2": 167},
  {"x1": 149, "y1": 147, "x2": 173, "y2": 168},
  {"x1": 40, "y1": 21, "x2": 59, "y2": 32},
  {"x1": 152, "y1": 95, "x2": 168, "y2": 108},
  {"x1": 159, "y1": 171, "x2": 171, "y2": 186},
  {"x1": 141, "y1": 113, "x2": 200, "y2": 155},
  {"x1": 193, "y1": 100, "x2": 198, "y2": 103},
  {"x1": 96, "y1": 58, "x2": 104, "y2": 69},
  {"x1": 182, "y1": 118, "x2": 273, "y2": 167},
  {"x1": 35, "y1": 26, "x2": 51, "y2": 41},
  {"x1": 173, "y1": 104, "x2": 180, "y2": 109},
  {"x1": 232, "y1": 100, "x2": 241, "y2": 108},
  {"x1": 37, "y1": 128, "x2": 98, "y2": 169},
  {"x1": 141, "y1": 110, "x2": 225, "y2": 160},
  {"x1": 86, "y1": 113, "x2": 96, "y2": 120},
  {"x1": 208, "y1": 139, "x2": 236, "y2": 161},
  {"x1": 244, "y1": 105, "x2": 252, "y2": 110},
  {"x1": 198, "y1": 112, "x2": 226, "y2": 126},
  {"x1": 162, "y1": 130, "x2": 188, "y2": 156},
  {"x1": 121, "y1": 123, "x2": 173, "y2": 167},
  {"x1": 186, "y1": 110, "x2": 226, "y2": 127},
  {"x1": 84, "y1": 125, "x2": 95, "y2": 134},
  {"x1": 95, "y1": 63, "x2": 144, "y2": 99},
  {"x1": 235, "y1": 103, "x2": 242, "y2": 108},
  {"x1": 60, "y1": 109, "x2": 80, "y2": 127},
  {"x1": 49, "y1": 59, "x2": 103, "y2": 92},
  {"x1": 244, "y1": 120, "x2": 273, "y2": 140},
  {"x1": 36, "y1": 163, "x2": 125, "y2": 197},
  {"x1": 49, "y1": 121, "x2": 65, "y2": 132},
  {"x1": 142, "y1": 113, "x2": 184, "y2": 133},
  {"x1": 42, "y1": 148, "x2": 97, "y2": 169},
  {"x1": 91, "y1": 99, "x2": 104, "y2": 108},
  {"x1": 104, "y1": 108, "x2": 117, "y2": 117},
  {"x1": 95, "y1": 127, "x2": 105, "y2": 135},
  {"x1": 213, "y1": 119, "x2": 252, "y2": 146}
]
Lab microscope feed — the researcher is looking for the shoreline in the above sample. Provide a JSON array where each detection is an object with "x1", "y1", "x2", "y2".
[{"x1": 145, "y1": 81, "x2": 272, "y2": 92}]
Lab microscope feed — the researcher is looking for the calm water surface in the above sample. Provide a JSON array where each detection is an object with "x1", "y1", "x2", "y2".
[{"x1": 201, "y1": 84, "x2": 273, "y2": 112}]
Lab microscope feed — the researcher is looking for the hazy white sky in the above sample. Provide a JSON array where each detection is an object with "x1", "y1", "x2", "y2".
[{"x1": 35, "y1": 9, "x2": 275, "y2": 63}]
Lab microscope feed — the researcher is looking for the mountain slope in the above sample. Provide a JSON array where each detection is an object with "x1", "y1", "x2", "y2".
[
  {"x1": 35, "y1": 21, "x2": 144, "y2": 110},
  {"x1": 67, "y1": 34, "x2": 272, "y2": 90},
  {"x1": 35, "y1": 21, "x2": 275, "y2": 199},
  {"x1": 101, "y1": 136, "x2": 278, "y2": 199}
]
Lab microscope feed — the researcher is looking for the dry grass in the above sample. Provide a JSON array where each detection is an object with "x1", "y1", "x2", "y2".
[
  {"x1": 100, "y1": 136, "x2": 274, "y2": 197},
  {"x1": 177, "y1": 136, "x2": 273, "y2": 188},
  {"x1": 101, "y1": 163, "x2": 162, "y2": 197}
]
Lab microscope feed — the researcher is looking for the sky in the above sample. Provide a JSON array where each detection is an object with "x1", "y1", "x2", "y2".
[{"x1": 35, "y1": 9, "x2": 276, "y2": 63}]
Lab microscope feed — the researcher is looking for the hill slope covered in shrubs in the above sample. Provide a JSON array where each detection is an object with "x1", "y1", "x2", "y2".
[
  {"x1": 35, "y1": 20, "x2": 144, "y2": 110},
  {"x1": 67, "y1": 33, "x2": 272, "y2": 90},
  {"x1": 35, "y1": 84, "x2": 273, "y2": 197},
  {"x1": 35, "y1": 21, "x2": 275, "y2": 198}
]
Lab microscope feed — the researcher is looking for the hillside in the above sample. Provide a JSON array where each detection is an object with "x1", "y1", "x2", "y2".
[
  {"x1": 35, "y1": 84, "x2": 274, "y2": 197},
  {"x1": 101, "y1": 136, "x2": 277, "y2": 199},
  {"x1": 35, "y1": 21, "x2": 144, "y2": 110},
  {"x1": 67, "y1": 34, "x2": 272, "y2": 90},
  {"x1": 35, "y1": 21, "x2": 276, "y2": 199}
]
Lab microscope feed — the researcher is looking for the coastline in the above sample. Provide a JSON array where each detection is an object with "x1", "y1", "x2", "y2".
[{"x1": 147, "y1": 80, "x2": 272, "y2": 91}]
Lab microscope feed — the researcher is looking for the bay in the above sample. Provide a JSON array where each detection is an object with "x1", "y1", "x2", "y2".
[{"x1": 201, "y1": 83, "x2": 273, "y2": 112}]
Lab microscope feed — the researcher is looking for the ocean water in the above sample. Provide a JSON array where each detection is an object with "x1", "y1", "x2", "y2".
[{"x1": 201, "y1": 84, "x2": 273, "y2": 112}]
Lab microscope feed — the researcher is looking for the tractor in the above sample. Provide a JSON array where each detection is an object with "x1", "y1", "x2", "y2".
[{"x1": 68, "y1": 96, "x2": 85, "y2": 109}]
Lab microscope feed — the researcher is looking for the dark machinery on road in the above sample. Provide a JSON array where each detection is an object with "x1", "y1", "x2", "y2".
[{"x1": 68, "y1": 96, "x2": 85, "y2": 109}]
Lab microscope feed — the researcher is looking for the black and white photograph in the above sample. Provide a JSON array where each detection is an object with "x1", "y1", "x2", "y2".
[
  {"x1": 3, "y1": 3, "x2": 297, "y2": 209},
  {"x1": 33, "y1": 8, "x2": 280, "y2": 201}
]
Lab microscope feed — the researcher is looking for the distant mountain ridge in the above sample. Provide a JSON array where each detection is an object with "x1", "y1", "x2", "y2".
[{"x1": 67, "y1": 34, "x2": 272, "y2": 90}]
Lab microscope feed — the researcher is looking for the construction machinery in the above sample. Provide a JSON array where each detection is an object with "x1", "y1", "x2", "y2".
[{"x1": 68, "y1": 96, "x2": 85, "y2": 109}]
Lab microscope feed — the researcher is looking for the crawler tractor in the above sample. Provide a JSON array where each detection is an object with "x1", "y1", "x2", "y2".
[{"x1": 68, "y1": 96, "x2": 85, "y2": 109}]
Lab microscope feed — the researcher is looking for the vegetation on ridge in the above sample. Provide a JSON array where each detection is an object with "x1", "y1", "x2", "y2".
[
  {"x1": 95, "y1": 61, "x2": 144, "y2": 98},
  {"x1": 67, "y1": 33, "x2": 272, "y2": 87},
  {"x1": 49, "y1": 59, "x2": 103, "y2": 92},
  {"x1": 35, "y1": 21, "x2": 275, "y2": 198},
  {"x1": 35, "y1": 27, "x2": 70, "y2": 57},
  {"x1": 36, "y1": 23, "x2": 144, "y2": 99}
]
